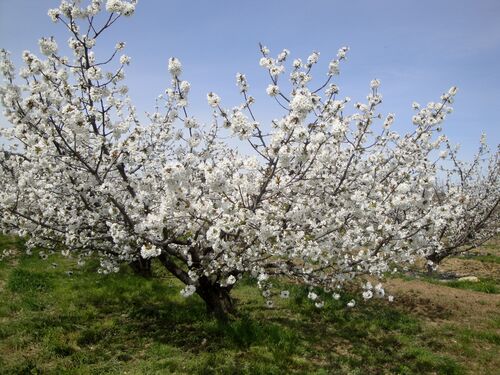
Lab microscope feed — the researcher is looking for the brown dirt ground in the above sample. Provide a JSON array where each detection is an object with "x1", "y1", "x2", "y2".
[
  {"x1": 438, "y1": 257, "x2": 500, "y2": 279},
  {"x1": 386, "y1": 238, "x2": 500, "y2": 329},
  {"x1": 384, "y1": 240, "x2": 500, "y2": 374},
  {"x1": 385, "y1": 278, "x2": 500, "y2": 327}
]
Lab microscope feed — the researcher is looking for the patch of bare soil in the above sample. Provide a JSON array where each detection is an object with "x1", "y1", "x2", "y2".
[
  {"x1": 385, "y1": 278, "x2": 500, "y2": 328},
  {"x1": 389, "y1": 241, "x2": 500, "y2": 326},
  {"x1": 438, "y1": 257, "x2": 500, "y2": 279}
]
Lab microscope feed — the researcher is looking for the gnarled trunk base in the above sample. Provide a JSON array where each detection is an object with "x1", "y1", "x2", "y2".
[
  {"x1": 196, "y1": 276, "x2": 235, "y2": 321},
  {"x1": 156, "y1": 253, "x2": 235, "y2": 320}
]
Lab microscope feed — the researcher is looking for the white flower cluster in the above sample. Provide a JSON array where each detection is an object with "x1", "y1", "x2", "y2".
[
  {"x1": 236, "y1": 73, "x2": 248, "y2": 92},
  {"x1": 327, "y1": 47, "x2": 348, "y2": 76},
  {"x1": 266, "y1": 84, "x2": 279, "y2": 97},
  {"x1": 370, "y1": 79, "x2": 381, "y2": 89},
  {"x1": 106, "y1": 0, "x2": 136, "y2": 16},
  {"x1": 38, "y1": 37, "x2": 58, "y2": 56},
  {"x1": 361, "y1": 282, "x2": 385, "y2": 300},
  {"x1": 423, "y1": 137, "x2": 499, "y2": 269},
  {"x1": 227, "y1": 110, "x2": 255, "y2": 140},
  {"x1": 290, "y1": 89, "x2": 315, "y2": 119},
  {"x1": 120, "y1": 55, "x2": 131, "y2": 65},
  {"x1": 180, "y1": 285, "x2": 196, "y2": 297},
  {"x1": 168, "y1": 57, "x2": 182, "y2": 78},
  {"x1": 207, "y1": 92, "x2": 220, "y2": 107},
  {"x1": 306, "y1": 51, "x2": 320, "y2": 67},
  {"x1": 140, "y1": 244, "x2": 161, "y2": 259}
]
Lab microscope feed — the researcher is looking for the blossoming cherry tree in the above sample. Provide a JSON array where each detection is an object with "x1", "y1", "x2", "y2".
[{"x1": 1, "y1": 0, "x2": 497, "y2": 319}]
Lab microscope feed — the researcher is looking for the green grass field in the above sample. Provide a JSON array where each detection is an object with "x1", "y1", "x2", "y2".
[{"x1": 0, "y1": 235, "x2": 499, "y2": 374}]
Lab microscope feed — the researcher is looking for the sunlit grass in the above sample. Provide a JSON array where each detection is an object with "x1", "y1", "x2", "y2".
[
  {"x1": 461, "y1": 253, "x2": 500, "y2": 264},
  {"x1": 0, "y1": 235, "x2": 498, "y2": 374},
  {"x1": 403, "y1": 273, "x2": 500, "y2": 294}
]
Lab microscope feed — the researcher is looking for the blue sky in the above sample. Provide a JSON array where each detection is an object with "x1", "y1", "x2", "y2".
[{"x1": 1, "y1": 0, "x2": 499, "y2": 159}]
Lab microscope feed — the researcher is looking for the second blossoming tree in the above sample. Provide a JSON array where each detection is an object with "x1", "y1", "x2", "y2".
[{"x1": 424, "y1": 139, "x2": 499, "y2": 271}]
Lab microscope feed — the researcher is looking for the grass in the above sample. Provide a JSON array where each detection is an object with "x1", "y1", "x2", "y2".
[
  {"x1": 421, "y1": 274, "x2": 498, "y2": 294},
  {"x1": 0, "y1": 236, "x2": 498, "y2": 374},
  {"x1": 398, "y1": 273, "x2": 499, "y2": 294},
  {"x1": 441, "y1": 278, "x2": 499, "y2": 294},
  {"x1": 461, "y1": 253, "x2": 500, "y2": 265}
]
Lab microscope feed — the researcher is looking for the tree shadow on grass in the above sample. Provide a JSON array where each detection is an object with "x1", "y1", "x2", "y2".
[
  {"x1": 2, "y1": 262, "x2": 465, "y2": 374},
  {"x1": 77, "y1": 277, "x2": 461, "y2": 374}
]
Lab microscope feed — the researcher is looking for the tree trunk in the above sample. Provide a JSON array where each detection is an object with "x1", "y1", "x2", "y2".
[
  {"x1": 426, "y1": 252, "x2": 446, "y2": 273},
  {"x1": 156, "y1": 253, "x2": 235, "y2": 320},
  {"x1": 196, "y1": 276, "x2": 235, "y2": 322},
  {"x1": 129, "y1": 256, "x2": 152, "y2": 277}
]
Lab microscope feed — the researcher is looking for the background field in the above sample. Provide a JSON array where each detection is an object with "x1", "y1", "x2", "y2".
[{"x1": 0, "y1": 235, "x2": 498, "y2": 374}]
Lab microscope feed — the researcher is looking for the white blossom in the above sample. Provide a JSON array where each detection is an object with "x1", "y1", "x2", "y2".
[
  {"x1": 307, "y1": 291, "x2": 318, "y2": 301},
  {"x1": 362, "y1": 290, "x2": 373, "y2": 300},
  {"x1": 140, "y1": 244, "x2": 161, "y2": 259},
  {"x1": 180, "y1": 285, "x2": 196, "y2": 297},
  {"x1": 307, "y1": 51, "x2": 320, "y2": 66},
  {"x1": 180, "y1": 80, "x2": 190, "y2": 94},
  {"x1": 48, "y1": 8, "x2": 60, "y2": 22},
  {"x1": 39, "y1": 37, "x2": 58, "y2": 56},
  {"x1": 207, "y1": 92, "x2": 220, "y2": 107},
  {"x1": 290, "y1": 89, "x2": 314, "y2": 118},
  {"x1": 120, "y1": 55, "x2": 131, "y2": 65},
  {"x1": 370, "y1": 79, "x2": 381, "y2": 89},
  {"x1": 374, "y1": 284, "x2": 385, "y2": 298},
  {"x1": 168, "y1": 57, "x2": 182, "y2": 77},
  {"x1": 266, "y1": 84, "x2": 280, "y2": 97},
  {"x1": 106, "y1": 0, "x2": 124, "y2": 13},
  {"x1": 337, "y1": 46, "x2": 349, "y2": 59},
  {"x1": 328, "y1": 60, "x2": 340, "y2": 76},
  {"x1": 121, "y1": 2, "x2": 136, "y2": 16}
]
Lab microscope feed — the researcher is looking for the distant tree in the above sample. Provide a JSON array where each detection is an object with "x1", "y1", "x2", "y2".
[
  {"x1": 0, "y1": 0, "x2": 495, "y2": 319},
  {"x1": 424, "y1": 140, "x2": 499, "y2": 272}
]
